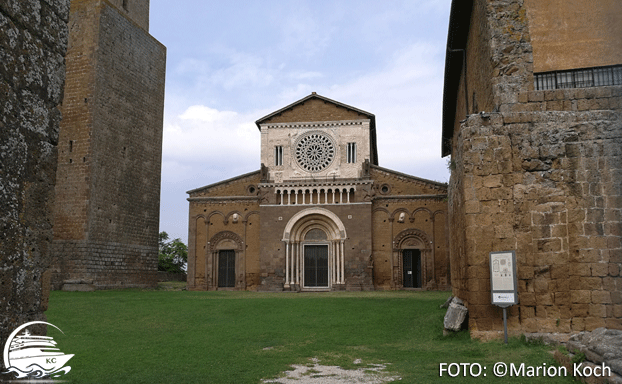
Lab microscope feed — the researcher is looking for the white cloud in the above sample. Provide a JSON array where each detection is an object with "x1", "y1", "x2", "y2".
[
  {"x1": 315, "y1": 42, "x2": 449, "y2": 182},
  {"x1": 162, "y1": 104, "x2": 260, "y2": 179},
  {"x1": 179, "y1": 105, "x2": 237, "y2": 122}
]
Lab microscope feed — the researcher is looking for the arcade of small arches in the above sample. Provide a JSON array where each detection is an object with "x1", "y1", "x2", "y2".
[
  {"x1": 275, "y1": 186, "x2": 357, "y2": 205},
  {"x1": 372, "y1": 206, "x2": 445, "y2": 223}
]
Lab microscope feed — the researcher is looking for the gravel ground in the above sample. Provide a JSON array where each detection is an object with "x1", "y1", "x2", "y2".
[{"x1": 262, "y1": 358, "x2": 400, "y2": 384}]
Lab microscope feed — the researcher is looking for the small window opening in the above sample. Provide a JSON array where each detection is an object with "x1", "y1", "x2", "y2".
[
  {"x1": 275, "y1": 146, "x2": 283, "y2": 166},
  {"x1": 346, "y1": 142, "x2": 356, "y2": 163}
]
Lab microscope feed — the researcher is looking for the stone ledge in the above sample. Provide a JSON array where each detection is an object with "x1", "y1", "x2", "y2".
[{"x1": 62, "y1": 283, "x2": 95, "y2": 292}]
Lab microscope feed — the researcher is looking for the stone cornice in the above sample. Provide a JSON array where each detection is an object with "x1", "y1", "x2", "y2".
[
  {"x1": 187, "y1": 196, "x2": 259, "y2": 203},
  {"x1": 261, "y1": 119, "x2": 367, "y2": 130},
  {"x1": 259, "y1": 179, "x2": 373, "y2": 189},
  {"x1": 373, "y1": 194, "x2": 447, "y2": 201}
]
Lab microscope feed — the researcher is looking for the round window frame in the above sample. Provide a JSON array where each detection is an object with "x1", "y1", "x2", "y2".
[{"x1": 293, "y1": 131, "x2": 336, "y2": 173}]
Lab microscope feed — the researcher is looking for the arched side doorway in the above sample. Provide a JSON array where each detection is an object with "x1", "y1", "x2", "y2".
[
  {"x1": 208, "y1": 231, "x2": 244, "y2": 290},
  {"x1": 393, "y1": 228, "x2": 431, "y2": 289},
  {"x1": 282, "y1": 208, "x2": 347, "y2": 291}
]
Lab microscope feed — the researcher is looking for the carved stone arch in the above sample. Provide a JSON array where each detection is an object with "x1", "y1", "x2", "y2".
[
  {"x1": 244, "y1": 210, "x2": 260, "y2": 221},
  {"x1": 372, "y1": 207, "x2": 390, "y2": 215},
  {"x1": 283, "y1": 207, "x2": 347, "y2": 241},
  {"x1": 281, "y1": 207, "x2": 348, "y2": 291},
  {"x1": 193, "y1": 213, "x2": 207, "y2": 221},
  {"x1": 208, "y1": 230, "x2": 245, "y2": 290},
  {"x1": 433, "y1": 210, "x2": 446, "y2": 219},
  {"x1": 209, "y1": 230, "x2": 243, "y2": 253},
  {"x1": 207, "y1": 211, "x2": 226, "y2": 223},
  {"x1": 390, "y1": 207, "x2": 411, "y2": 220},
  {"x1": 225, "y1": 210, "x2": 243, "y2": 224},
  {"x1": 392, "y1": 228, "x2": 432, "y2": 290},
  {"x1": 393, "y1": 228, "x2": 430, "y2": 251},
  {"x1": 412, "y1": 207, "x2": 433, "y2": 219}
]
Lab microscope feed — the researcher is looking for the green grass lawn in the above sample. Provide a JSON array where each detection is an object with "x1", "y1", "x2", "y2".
[{"x1": 45, "y1": 289, "x2": 573, "y2": 383}]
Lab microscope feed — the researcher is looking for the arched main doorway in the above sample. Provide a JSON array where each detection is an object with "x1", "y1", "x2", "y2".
[{"x1": 282, "y1": 208, "x2": 347, "y2": 291}]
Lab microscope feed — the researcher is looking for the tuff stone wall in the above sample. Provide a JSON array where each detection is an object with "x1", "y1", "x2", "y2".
[
  {"x1": 447, "y1": 0, "x2": 622, "y2": 337},
  {"x1": 258, "y1": 203, "x2": 373, "y2": 291},
  {"x1": 452, "y1": 107, "x2": 622, "y2": 335},
  {"x1": 51, "y1": 0, "x2": 165, "y2": 289},
  {"x1": 0, "y1": 0, "x2": 69, "y2": 360},
  {"x1": 370, "y1": 167, "x2": 449, "y2": 290},
  {"x1": 188, "y1": 200, "x2": 261, "y2": 291},
  {"x1": 187, "y1": 172, "x2": 262, "y2": 291},
  {"x1": 524, "y1": 0, "x2": 622, "y2": 72}
]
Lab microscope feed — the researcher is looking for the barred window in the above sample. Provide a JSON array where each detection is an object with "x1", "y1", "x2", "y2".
[{"x1": 534, "y1": 64, "x2": 622, "y2": 91}]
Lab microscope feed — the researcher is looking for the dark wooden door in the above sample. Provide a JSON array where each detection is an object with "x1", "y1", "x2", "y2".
[
  {"x1": 218, "y1": 250, "x2": 235, "y2": 288},
  {"x1": 304, "y1": 245, "x2": 328, "y2": 287},
  {"x1": 403, "y1": 249, "x2": 422, "y2": 288}
]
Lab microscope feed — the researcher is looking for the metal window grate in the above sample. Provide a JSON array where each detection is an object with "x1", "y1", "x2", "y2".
[{"x1": 534, "y1": 64, "x2": 622, "y2": 91}]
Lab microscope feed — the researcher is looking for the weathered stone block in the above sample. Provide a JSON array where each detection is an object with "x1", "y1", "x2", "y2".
[
  {"x1": 592, "y1": 290, "x2": 612, "y2": 304},
  {"x1": 571, "y1": 290, "x2": 592, "y2": 304},
  {"x1": 444, "y1": 298, "x2": 469, "y2": 332}
]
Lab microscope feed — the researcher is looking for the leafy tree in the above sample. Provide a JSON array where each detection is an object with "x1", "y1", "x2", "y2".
[{"x1": 158, "y1": 231, "x2": 188, "y2": 273}]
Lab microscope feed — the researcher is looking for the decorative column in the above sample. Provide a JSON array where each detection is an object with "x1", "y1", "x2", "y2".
[
  {"x1": 388, "y1": 217, "x2": 395, "y2": 289},
  {"x1": 340, "y1": 240, "x2": 345, "y2": 284},
  {"x1": 295, "y1": 191, "x2": 298, "y2": 205},
  {"x1": 284, "y1": 240, "x2": 290, "y2": 289},
  {"x1": 296, "y1": 243, "x2": 304, "y2": 286},
  {"x1": 333, "y1": 241, "x2": 340, "y2": 284}
]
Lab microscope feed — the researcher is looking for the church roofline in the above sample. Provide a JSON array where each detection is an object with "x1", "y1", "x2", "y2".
[
  {"x1": 186, "y1": 169, "x2": 261, "y2": 195},
  {"x1": 255, "y1": 92, "x2": 379, "y2": 165},
  {"x1": 370, "y1": 164, "x2": 448, "y2": 189}
]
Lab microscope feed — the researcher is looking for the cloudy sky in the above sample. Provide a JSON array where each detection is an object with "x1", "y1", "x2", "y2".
[{"x1": 150, "y1": 0, "x2": 452, "y2": 243}]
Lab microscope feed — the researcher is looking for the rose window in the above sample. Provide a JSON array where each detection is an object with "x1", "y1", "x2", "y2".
[{"x1": 295, "y1": 132, "x2": 336, "y2": 173}]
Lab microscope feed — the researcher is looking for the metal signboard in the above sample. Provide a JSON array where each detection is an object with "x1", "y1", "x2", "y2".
[{"x1": 489, "y1": 251, "x2": 517, "y2": 308}]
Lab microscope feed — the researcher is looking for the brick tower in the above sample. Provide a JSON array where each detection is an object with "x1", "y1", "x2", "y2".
[{"x1": 51, "y1": 0, "x2": 166, "y2": 289}]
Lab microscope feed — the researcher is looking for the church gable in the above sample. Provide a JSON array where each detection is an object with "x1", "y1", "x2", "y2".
[
  {"x1": 257, "y1": 93, "x2": 373, "y2": 126},
  {"x1": 187, "y1": 170, "x2": 261, "y2": 198},
  {"x1": 370, "y1": 166, "x2": 447, "y2": 197}
]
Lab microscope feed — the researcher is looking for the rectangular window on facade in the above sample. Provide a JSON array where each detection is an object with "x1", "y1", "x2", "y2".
[
  {"x1": 275, "y1": 146, "x2": 283, "y2": 166},
  {"x1": 346, "y1": 143, "x2": 356, "y2": 163},
  {"x1": 534, "y1": 64, "x2": 622, "y2": 90}
]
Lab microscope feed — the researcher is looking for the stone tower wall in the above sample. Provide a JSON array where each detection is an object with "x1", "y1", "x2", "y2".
[
  {"x1": 51, "y1": 0, "x2": 165, "y2": 289},
  {"x1": 0, "y1": 0, "x2": 70, "y2": 361},
  {"x1": 448, "y1": 0, "x2": 622, "y2": 337}
]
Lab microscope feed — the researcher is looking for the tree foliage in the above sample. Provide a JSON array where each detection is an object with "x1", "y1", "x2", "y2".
[{"x1": 158, "y1": 231, "x2": 187, "y2": 273}]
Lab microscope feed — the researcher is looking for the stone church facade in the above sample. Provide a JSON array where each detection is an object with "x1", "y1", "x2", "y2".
[
  {"x1": 443, "y1": 0, "x2": 621, "y2": 337},
  {"x1": 187, "y1": 93, "x2": 449, "y2": 291}
]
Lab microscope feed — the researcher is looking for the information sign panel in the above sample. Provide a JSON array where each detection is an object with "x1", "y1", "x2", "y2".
[{"x1": 490, "y1": 251, "x2": 517, "y2": 307}]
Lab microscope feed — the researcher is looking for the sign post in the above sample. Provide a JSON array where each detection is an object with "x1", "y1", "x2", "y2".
[{"x1": 489, "y1": 251, "x2": 517, "y2": 344}]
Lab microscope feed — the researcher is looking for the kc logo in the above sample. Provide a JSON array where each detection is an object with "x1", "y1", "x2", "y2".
[{"x1": 2, "y1": 321, "x2": 74, "y2": 379}]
